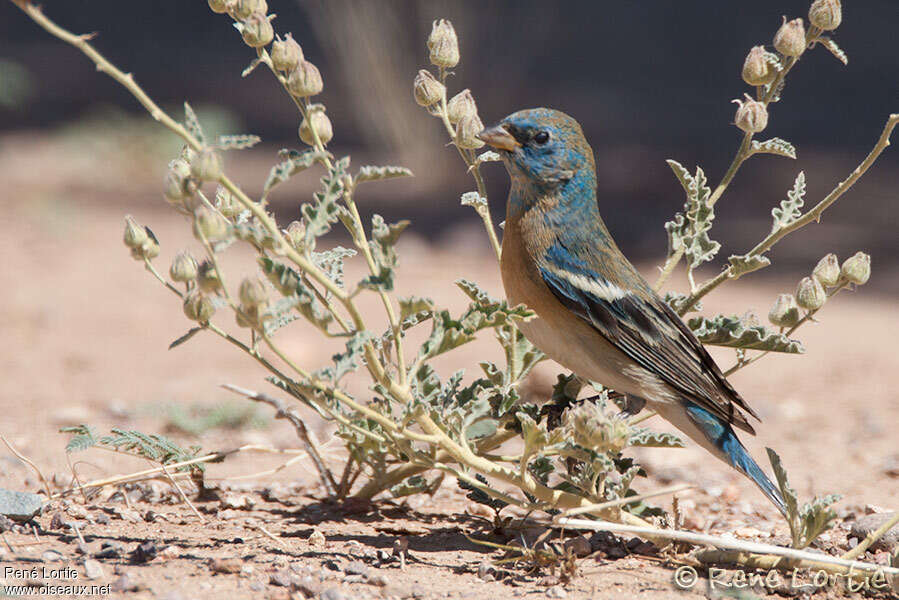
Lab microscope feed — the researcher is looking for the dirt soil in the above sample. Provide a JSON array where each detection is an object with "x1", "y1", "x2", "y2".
[{"x1": 1, "y1": 140, "x2": 897, "y2": 600}]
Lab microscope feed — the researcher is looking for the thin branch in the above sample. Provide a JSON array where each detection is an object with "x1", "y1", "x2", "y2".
[
  {"x1": 221, "y1": 383, "x2": 337, "y2": 495},
  {"x1": 841, "y1": 511, "x2": 899, "y2": 562},
  {"x1": 0, "y1": 435, "x2": 52, "y2": 499}
]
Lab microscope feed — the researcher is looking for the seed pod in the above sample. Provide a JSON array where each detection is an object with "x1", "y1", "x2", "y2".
[
  {"x1": 190, "y1": 148, "x2": 223, "y2": 182},
  {"x1": 733, "y1": 94, "x2": 768, "y2": 133},
  {"x1": 197, "y1": 260, "x2": 222, "y2": 294},
  {"x1": 812, "y1": 253, "x2": 841, "y2": 287},
  {"x1": 427, "y1": 19, "x2": 459, "y2": 68},
  {"x1": 183, "y1": 292, "x2": 216, "y2": 323},
  {"x1": 455, "y1": 114, "x2": 485, "y2": 149},
  {"x1": 774, "y1": 17, "x2": 807, "y2": 57},
  {"x1": 286, "y1": 60, "x2": 323, "y2": 98},
  {"x1": 170, "y1": 251, "x2": 199, "y2": 283},
  {"x1": 193, "y1": 207, "x2": 230, "y2": 243},
  {"x1": 136, "y1": 234, "x2": 160, "y2": 260},
  {"x1": 841, "y1": 251, "x2": 871, "y2": 285},
  {"x1": 231, "y1": 0, "x2": 266, "y2": 20},
  {"x1": 235, "y1": 304, "x2": 258, "y2": 328},
  {"x1": 298, "y1": 107, "x2": 333, "y2": 146},
  {"x1": 796, "y1": 276, "x2": 826, "y2": 311},
  {"x1": 271, "y1": 33, "x2": 303, "y2": 72},
  {"x1": 742, "y1": 46, "x2": 776, "y2": 86},
  {"x1": 163, "y1": 158, "x2": 193, "y2": 205},
  {"x1": 446, "y1": 89, "x2": 478, "y2": 125},
  {"x1": 768, "y1": 293, "x2": 801, "y2": 327},
  {"x1": 240, "y1": 12, "x2": 274, "y2": 48},
  {"x1": 567, "y1": 402, "x2": 630, "y2": 455},
  {"x1": 124, "y1": 215, "x2": 148, "y2": 249},
  {"x1": 238, "y1": 277, "x2": 268, "y2": 307},
  {"x1": 284, "y1": 220, "x2": 306, "y2": 250},
  {"x1": 413, "y1": 70, "x2": 445, "y2": 107},
  {"x1": 809, "y1": 0, "x2": 842, "y2": 31},
  {"x1": 208, "y1": 0, "x2": 230, "y2": 14}
]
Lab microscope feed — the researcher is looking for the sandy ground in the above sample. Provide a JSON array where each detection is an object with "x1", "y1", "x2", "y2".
[{"x1": 0, "y1": 141, "x2": 897, "y2": 599}]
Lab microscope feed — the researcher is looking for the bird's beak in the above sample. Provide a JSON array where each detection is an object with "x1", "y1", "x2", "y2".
[{"x1": 477, "y1": 125, "x2": 520, "y2": 152}]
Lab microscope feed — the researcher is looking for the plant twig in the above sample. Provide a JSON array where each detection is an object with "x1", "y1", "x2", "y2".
[
  {"x1": 555, "y1": 483, "x2": 694, "y2": 519},
  {"x1": 841, "y1": 511, "x2": 899, "y2": 561},
  {"x1": 221, "y1": 383, "x2": 338, "y2": 495},
  {"x1": 0, "y1": 434, "x2": 52, "y2": 499},
  {"x1": 158, "y1": 461, "x2": 205, "y2": 523}
]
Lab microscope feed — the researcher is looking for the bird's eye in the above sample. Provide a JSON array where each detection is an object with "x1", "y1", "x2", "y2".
[{"x1": 533, "y1": 131, "x2": 550, "y2": 145}]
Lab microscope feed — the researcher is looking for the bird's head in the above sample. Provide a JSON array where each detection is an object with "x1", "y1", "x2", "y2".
[{"x1": 478, "y1": 108, "x2": 595, "y2": 198}]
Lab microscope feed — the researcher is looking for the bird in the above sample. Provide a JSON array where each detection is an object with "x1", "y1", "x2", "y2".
[{"x1": 477, "y1": 108, "x2": 786, "y2": 515}]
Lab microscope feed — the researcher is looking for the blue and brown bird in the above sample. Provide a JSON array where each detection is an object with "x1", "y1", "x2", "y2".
[{"x1": 477, "y1": 108, "x2": 786, "y2": 515}]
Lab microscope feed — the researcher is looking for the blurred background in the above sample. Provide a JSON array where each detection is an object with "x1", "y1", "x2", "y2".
[{"x1": 0, "y1": 1, "x2": 897, "y2": 509}]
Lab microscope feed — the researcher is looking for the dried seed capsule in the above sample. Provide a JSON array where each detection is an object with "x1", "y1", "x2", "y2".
[
  {"x1": 427, "y1": 19, "x2": 459, "y2": 68},
  {"x1": 170, "y1": 251, "x2": 199, "y2": 283},
  {"x1": 238, "y1": 277, "x2": 268, "y2": 307},
  {"x1": 774, "y1": 17, "x2": 807, "y2": 57},
  {"x1": 197, "y1": 260, "x2": 222, "y2": 294},
  {"x1": 183, "y1": 292, "x2": 216, "y2": 323},
  {"x1": 163, "y1": 158, "x2": 193, "y2": 205},
  {"x1": 235, "y1": 304, "x2": 258, "y2": 328},
  {"x1": 286, "y1": 60, "x2": 323, "y2": 98},
  {"x1": 271, "y1": 33, "x2": 303, "y2": 72},
  {"x1": 413, "y1": 70, "x2": 445, "y2": 107},
  {"x1": 231, "y1": 0, "x2": 266, "y2": 20},
  {"x1": 742, "y1": 46, "x2": 776, "y2": 86},
  {"x1": 123, "y1": 215, "x2": 148, "y2": 249},
  {"x1": 208, "y1": 0, "x2": 230, "y2": 14},
  {"x1": 809, "y1": 0, "x2": 842, "y2": 31},
  {"x1": 455, "y1": 114, "x2": 485, "y2": 149},
  {"x1": 796, "y1": 276, "x2": 826, "y2": 310},
  {"x1": 768, "y1": 293, "x2": 801, "y2": 327},
  {"x1": 193, "y1": 207, "x2": 230, "y2": 243},
  {"x1": 841, "y1": 251, "x2": 871, "y2": 285},
  {"x1": 812, "y1": 253, "x2": 841, "y2": 287},
  {"x1": 446, "y1": 89, "x2": 477, "y2": 125},
  {"x1": 190, "y1": 148, "x2": 223, "y2": 182},
  {"x1": 733, "y1": 94, "x2": 769, "y2": 133},
  {"x1": 298, "y1": 107, "x2": 333, "y2": 146},
  {"x1": 284, "y1": 220, "x2": 306, "y2": 250},
  {"x1": 241, "y1": 12, "x2": 274, "y2": 48}
]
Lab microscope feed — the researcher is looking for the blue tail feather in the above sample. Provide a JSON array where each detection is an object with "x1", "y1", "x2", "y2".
[{"x1": 684, "y1": 403, "x2": 787, "y2": 516}]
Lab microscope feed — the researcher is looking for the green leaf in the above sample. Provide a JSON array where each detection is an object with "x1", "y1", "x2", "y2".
[
  {"x1": 183, "y1": 102, "x2": 205, "y2": 146},
  {"x1": 663, "y1": 292, "x2": 702, "y2": 314},
  {"x1": 728, "y1": 254, "x2": 771, "y2": 277},
  {"x1": 217, "y1": 134, "x2": 261, "y2": 150},
  {"x1": 768, "y1": 447, "x2": 802, "y2": 520},
  {"x1": 168, "y1": 327, "x2": 203, "y2": 350},
  {"x1": 313, "y1": 246, "x2": 356, "y2": 290},
  {"x1": 751, "y1": 138, "x2": 797, "y2": 160},
  {"x1": 302, "y1": 157, "x2": 350, "y2": 250},
  {"x1": 457, "y1": 473, "x2": 508, "y2": 511},
  {"x1": 629, "y1": 428, "x2": 684, "y2": 448},
  {"x1": 399, "y1": 296, "x2": 434, "y2": 321},
  {"x1": 262, "y1": 148, "x2": 329, "y2": 198},
  {"x1": 688, "y1": 314, "x2": 804, "y2": 353},
  {"x1": 390, "y1": 475, "x2": 439, "y2": 499},
  {"x1": 799, "y1": 493, "x2": 841, "y2": 548},
  {"x1": 663, "y1": 162, "x2": 720, "y2": 267},
  {"x1": 259, "y1": 257, "x2": 334, "y2": 332},
  {"x1": 261, "y1": 296, "x2": 302, "y2": 336},
  {"x1": 360, "y1": 215, "x2": 409, "y2": 292},
  {"x1": 60, "y1": 425, "x2": 97, "y2": 453},
  {"x1": 99, "y1": 428, "x2": 203, "y2": 470},
  {"x1": 327, "y1": 331, "x2": 374, "y2": 383},
  {"x1": 771, "y1": 171, "x2": 806, "y2": 233},
  {"x1": 354, "y1": 165, "x2": 413, "y2": 184},
  {"x1": 817, "y1": 36, "x2": 848, "y2": 65}
]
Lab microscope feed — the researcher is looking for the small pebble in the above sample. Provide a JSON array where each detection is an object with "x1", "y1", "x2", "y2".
[
  {"x1": 83, "y1": 559, "x2": 104, "y2": 580},
  {"x1": 546, "y1": 586, "x2": 567, "y2": 598},
  {"x1": 321, "y1": 588, "x2": 347, "y2": 600}
]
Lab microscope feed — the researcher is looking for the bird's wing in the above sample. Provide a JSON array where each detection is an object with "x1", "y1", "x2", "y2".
[{"x1": 538, "y1": 240, "x2": 759, "y2": 434}]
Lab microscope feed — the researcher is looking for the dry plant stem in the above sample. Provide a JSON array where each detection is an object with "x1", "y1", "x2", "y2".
[
  {"x1": 841, "y1": 511, "x2": 899, "y2": 562},
  {"x1": 555, "y1": 483, "x2": 694, "y2": 519},
  {"x1": 12, "y1": 0, "x2": 400, "y2": 398},
  {"x1": 0, "y1": 434, "x2": 52, "y2": 499},
  {"x1": 556, "y1": 517, "x2": 899, "y2": 580},
  {"x1": 435, "y1": 78, "x2": 502, "y2": 261},
  {"x1": 54, "y1": 445, "x2": 307, "y2": 499},
  {"x1": 679, "y1": 113, "x2": 898, "y2": 315},
  {"x1": 221, "y1": 383, "x2": 337, "y2": 495},
  {"x1": 159, "y1": 462, "x2": 204, "y2": 522}
]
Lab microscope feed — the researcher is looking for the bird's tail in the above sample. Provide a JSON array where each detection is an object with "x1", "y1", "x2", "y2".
[{"x1": 682, "y1": 404, "x2": 787, "y2": 516}]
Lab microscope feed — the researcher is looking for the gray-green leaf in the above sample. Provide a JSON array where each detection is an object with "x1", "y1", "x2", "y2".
[
  {"x1": 771, "y1": 171, "x2": 806, "y2": 233},
  {"x1": 354, "y1": 165, "x2": 413, "y2": 184},
  {"x1": 688, "y1": 314, "x2": 804, "y2": 353}
]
